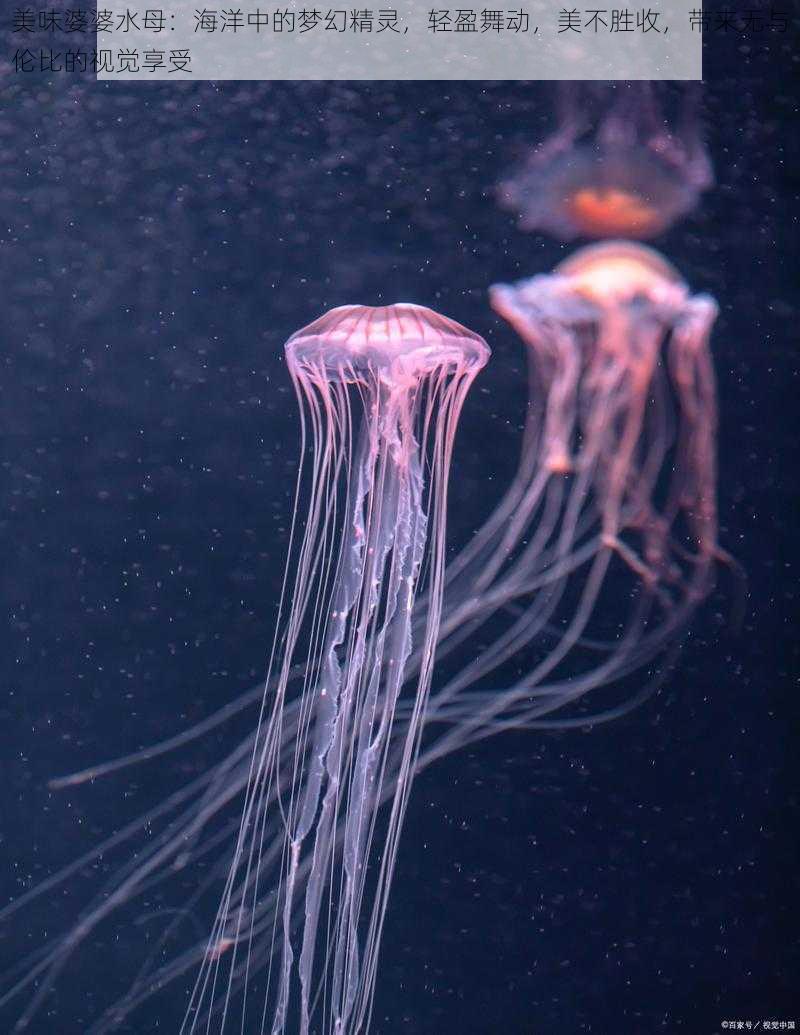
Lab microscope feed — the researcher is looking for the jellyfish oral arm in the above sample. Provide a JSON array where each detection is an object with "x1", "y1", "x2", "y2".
[{"x1": 283, "y1": 386, "x2": 430, "y2": 1034}]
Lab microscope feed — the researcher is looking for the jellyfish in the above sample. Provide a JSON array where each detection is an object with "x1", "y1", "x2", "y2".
[
  {"x1": 191, "y1": 305, "x2": 490, "y2": 1035},
  {"x1": 498, "y1": 83, "x2": 713, "y2": 239},
  {"x1": 1, "y1": 246, "x2": 728, "y2": 1032},
  {"x1": 411, "y1": 240, "x2": 727, "y2": 757},
  {"x1": 0, "y1": 304, "x2": 489, "y2": 1035}
]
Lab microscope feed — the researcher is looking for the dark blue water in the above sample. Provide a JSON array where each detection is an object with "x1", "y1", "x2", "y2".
[{"x1": 1, "y1": 20, "x2": 798, "y2": 1035}]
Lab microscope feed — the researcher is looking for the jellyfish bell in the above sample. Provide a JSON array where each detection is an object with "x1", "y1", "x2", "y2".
[
  {"x1": 498, "y1": 84, "x2": 713, "y2": 241},
  {"x1": 566, "y1": 177, "x2": 667, "y2": 239},
  {"x1": 554, "y1": 239, "x2": 686, "y2": 307},
  {"x1": 499, "y1": 144, "x2": 702, "y2": 240},
  {"x1": 286, "y1": 302, "x2": 490, "y2": 384}
]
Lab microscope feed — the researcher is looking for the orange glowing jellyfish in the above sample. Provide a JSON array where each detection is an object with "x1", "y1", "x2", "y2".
[{"x1": 498, "y1": 83, "x2": 713, "y2": 240}]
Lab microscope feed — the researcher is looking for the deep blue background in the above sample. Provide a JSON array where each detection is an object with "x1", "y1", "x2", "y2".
[{"x1": 1, "y1": 17, "x2": 798, "y2": 1035}]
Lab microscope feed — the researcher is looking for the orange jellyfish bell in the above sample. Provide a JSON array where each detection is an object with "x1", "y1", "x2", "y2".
[
  {"x1": 499, "y1": 143, "x2": 708, "y2": 241},
  {"x1": 565, "y1": 184, "x2": 667, "y2": 239},
  {"x1": 498, "y1": 84, "x2": 713, "y2": 241},
  {"x1": 554, "y1": 239, "x2": 688, "y2": 307}
]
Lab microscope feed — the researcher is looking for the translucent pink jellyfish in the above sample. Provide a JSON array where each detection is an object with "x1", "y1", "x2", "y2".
[
  {"x1": 498, "y1": 83, "x2": 714, "y2": 240},
  {"x1": 0, "y1": 305, "x2": 489, "y2": 1035},
  {"x1": 209, "y1": 305, "x2": 488, "y2": 1035}
]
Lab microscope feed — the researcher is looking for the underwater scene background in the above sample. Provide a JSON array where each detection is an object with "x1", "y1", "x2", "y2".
[{"x1": 1, "y1": 15, "x2": 798, "y2": 1035}]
